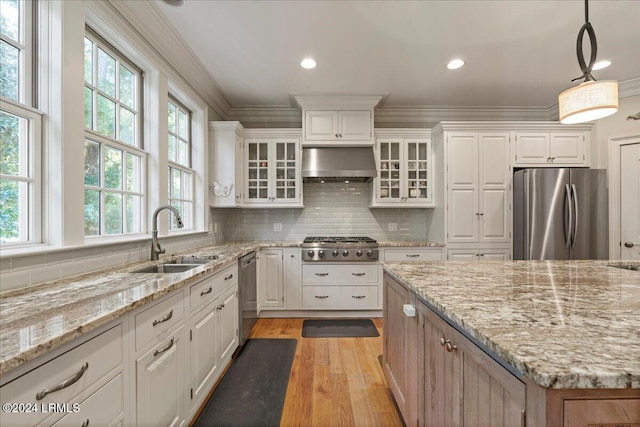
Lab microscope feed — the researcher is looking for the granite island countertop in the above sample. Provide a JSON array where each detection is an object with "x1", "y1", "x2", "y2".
[
  {"x1": 0, "y1": 240, "x2": 299, "y2": 375},
  {"x1": 383, "y1": 260, "x2": 640, "y2": 390}
]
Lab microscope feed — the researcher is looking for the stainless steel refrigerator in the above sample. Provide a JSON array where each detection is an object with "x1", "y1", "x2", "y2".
[{"x1": 513, "y1": 168, "x2": 608, "y2": 260}]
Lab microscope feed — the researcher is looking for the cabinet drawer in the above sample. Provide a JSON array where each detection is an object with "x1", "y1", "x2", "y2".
[
  {"x1": 190, "y1": 264, "x2": 238, "y2": 313},
  {"x1": 0, "y1": 325, "x2": 122, "y2": 427},
  {"x1": 302, "y1": 286, "x2": 379, "y2": 309},
  {"x1": 135, "y1": 292, "x2": 184, "y2": 351},
  {"x1": 301, "y1": 264, "x2": 379, "y2": 285},
  {"x1": 51, "y1": 373, "x2": 123, "y2": 427},
  {"x1": 383, "y1": 248, "x2": 443, "y2": 262},
  {"x1": 564, "y1": 398, "x2": 640, "y2": 427}
]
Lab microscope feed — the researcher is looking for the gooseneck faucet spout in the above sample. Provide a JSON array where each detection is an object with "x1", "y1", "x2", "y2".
[{"x1": 151, "y1": 205, "x2": 184, "y2": 260}]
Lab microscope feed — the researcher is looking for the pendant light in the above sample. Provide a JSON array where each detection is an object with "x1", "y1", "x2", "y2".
[{"x1": 558, "y1": 0, "x2": 618, "y2": 124}]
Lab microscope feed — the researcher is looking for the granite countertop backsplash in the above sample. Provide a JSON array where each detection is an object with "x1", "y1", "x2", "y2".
[{"x1": 383, "y1": 260, "x2": 640, "y2": 389}]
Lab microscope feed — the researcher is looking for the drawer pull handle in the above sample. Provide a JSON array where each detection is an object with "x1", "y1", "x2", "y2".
[
  {"x1": 36, "y1": 362, "x2": 89, "y2": 400},
  {"x1": 82, "y1": 420, "x2": 90, "y2": 427},
  {"x1": 200, "y1": 287, "x2": 213, "y2": 296},
  {"x1": 405, "y1": 254, "x2": 420, "y2": 258},
  {"x1": 315, "y1": 295, "x2": 329, "y2": 299},
  {"x1": 315, "y1": 273, "x2": 329, "y2": 276},
  {"x1": 153, "y1": 309, "x2": 173, "y2": 326},
  {"x1": 154, "y1": 337, "x2": 175, "y2": 357},
  {"x1": 352, "y1": 295, "x2": 366, "y2": 299},
  {"x1": 351, "y1": 272, "x2": 366, "y2": 276},
  {"x1": 224, "y1": 274, "x2": 234, "y2": 280}
]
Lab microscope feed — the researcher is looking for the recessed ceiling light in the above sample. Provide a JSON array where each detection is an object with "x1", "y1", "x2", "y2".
[
  {"x1": 592, "y1": 60, "x2": 612, "y2": 70},
  {"x1": 300, "y1": 58, "x2": 317, "y2": 69},
  {"x1": 447, "y1": 59, "x2": 465, "y2": 70}
]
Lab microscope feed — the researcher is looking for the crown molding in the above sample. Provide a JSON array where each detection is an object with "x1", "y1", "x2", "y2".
[
  {"x1": 108, "y1": 0, "x2": 231, "y2": 118},
  {"x1": 225, "y1": 106, "x2": 302, "y2": 126}
]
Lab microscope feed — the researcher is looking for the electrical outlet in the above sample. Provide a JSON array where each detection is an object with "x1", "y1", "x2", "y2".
[
  {"x1": 273, "y1": 223, "x2": 283, "y2": 232},
  {"x1": 388, "y1": 222, "x2": 397, "y2": 232}
]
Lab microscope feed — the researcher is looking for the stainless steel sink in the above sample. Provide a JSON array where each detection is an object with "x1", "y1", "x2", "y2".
[
  {"x1": 165, "y1": 257, "x2": 215, "y2": 265},
  {"x1": 133, "y1": 264, "x2": 202, "y2": 274},
  {"x1": 607, "y1": 263, "x2": 639, "y2": 272}
]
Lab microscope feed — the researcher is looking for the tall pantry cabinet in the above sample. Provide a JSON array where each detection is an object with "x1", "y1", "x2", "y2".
[{"x1": 433, "y1": 123, "x2": 513, "y2": 260}]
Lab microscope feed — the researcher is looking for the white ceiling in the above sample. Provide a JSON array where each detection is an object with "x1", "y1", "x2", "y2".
[{"x1": 148, "y1": 0, "x2": 639, "y2": 116}]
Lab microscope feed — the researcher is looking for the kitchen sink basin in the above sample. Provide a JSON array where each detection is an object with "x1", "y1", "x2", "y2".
[
  {"x1": 132, "y1": 263, "x2": 202, "y2": 274},
  {"x1": 165, "y1": 257, "x2": 216, "y2": 265}
]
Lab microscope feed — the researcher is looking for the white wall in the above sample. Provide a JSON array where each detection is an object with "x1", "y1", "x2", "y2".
[{"x1": 593, "y1": 95, "x2": 640, "y2": 168}]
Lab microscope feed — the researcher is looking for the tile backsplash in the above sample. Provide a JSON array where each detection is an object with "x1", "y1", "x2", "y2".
[{"x1": 212, "y1": 182, "x2": 433, "y2": 241}]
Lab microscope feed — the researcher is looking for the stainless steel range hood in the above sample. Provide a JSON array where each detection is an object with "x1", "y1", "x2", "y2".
[{"x1": 302, "y1": 147, "x2": 377, "y2": 183}]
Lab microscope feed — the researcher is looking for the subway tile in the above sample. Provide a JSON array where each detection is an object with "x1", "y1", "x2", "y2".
[
  {"x1": 0, "y1": 270, "x2": 30, "y2": 292},
  {"x1": 30, "y1": 265, "x2": 61, "y2": 286},
  {"x1": 59, "y1": 261, "x2": 87, "y2": 279},
  {"x1": 12, "y1": 254, "x2": 47, "y2": 271}
]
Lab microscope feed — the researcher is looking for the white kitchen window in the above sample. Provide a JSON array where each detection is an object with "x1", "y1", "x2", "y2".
[
  {"x1": 83, "y1": 29, "x2": 144, "y2": 237},
  {"x1": 0, "y1": 0, "x2": 41, "y2": 246},
  {"x1": 167, "y1": 97, "x2": 193, "y2": 230}
]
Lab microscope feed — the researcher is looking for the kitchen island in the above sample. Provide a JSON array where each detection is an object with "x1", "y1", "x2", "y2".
[{"x1": 382, "y1": 260, "x2": 640, "y2": 426}]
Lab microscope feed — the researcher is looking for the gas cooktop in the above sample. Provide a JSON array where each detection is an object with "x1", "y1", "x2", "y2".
[{"x1": 301, "y1": 236, "x2": 379, "y2": 262}]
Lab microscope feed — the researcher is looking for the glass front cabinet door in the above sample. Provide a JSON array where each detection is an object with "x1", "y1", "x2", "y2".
[
  {"x1": 245, "y1": 139, "x2": 301, "y2": 206},
  {"x1": 375, "y1": 138, "x2": 433, "y2": 207}
]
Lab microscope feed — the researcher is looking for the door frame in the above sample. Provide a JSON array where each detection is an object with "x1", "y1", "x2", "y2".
[{"x1": 608, "y1": 135, "x2": 640, "y2": 259}]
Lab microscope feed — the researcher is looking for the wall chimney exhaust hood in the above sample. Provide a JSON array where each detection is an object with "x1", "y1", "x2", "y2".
[{"x1": 302, "y1": 147, "x2": 377, "y2": 183}]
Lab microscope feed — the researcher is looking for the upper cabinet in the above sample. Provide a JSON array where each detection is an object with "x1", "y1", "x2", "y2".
[
  {"x1": 372, "y1": 129, "x2": 434, "y2": 208},
  {"x1": 244, "y1": 136, "x2": 302, "y2": 207},
  {"x1": 209, "y1": 124, "x2": 302, "y2": 208},
  {"x1": 513, "y1": 127, "x2": 591, "y2": 167},
  {"x1": 209, "y1": 122, "x2": 245, "y2": 207},
  {"x1": 295, "y1": 95, "x2": 382, "y2": 147},
  {"x1": 305, "y1": 110, "x2": 371, "y2": 143}
]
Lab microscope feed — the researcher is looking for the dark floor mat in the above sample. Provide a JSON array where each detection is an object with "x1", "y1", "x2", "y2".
[
  {"x1": 193, "y1": 338, "x2": 297, "y2": 427},
  {"x1": 302, "y1": 318, "x2": 380, "y2": 338}
]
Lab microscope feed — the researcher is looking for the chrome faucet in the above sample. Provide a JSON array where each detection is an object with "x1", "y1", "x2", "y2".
[{"x1": 151, "y1": 205, "x2": 184, "y2": 260}]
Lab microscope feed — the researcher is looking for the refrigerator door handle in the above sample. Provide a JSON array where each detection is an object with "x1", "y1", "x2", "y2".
[
  {"x1": 571, "y1": 183, "x2": 579, "y2": 249},
  {"x1": 564, "y1": 184, "x2": 573, "y2": 248}
]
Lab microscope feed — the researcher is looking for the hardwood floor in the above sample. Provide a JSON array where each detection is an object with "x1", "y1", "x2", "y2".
[{"x1": 249, "y1": 318, "x2": 404, "y2": 427}]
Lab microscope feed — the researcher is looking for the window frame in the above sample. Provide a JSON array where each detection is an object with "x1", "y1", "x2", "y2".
[
  {"x1": 0, "y1": 0, "x2": 40, "y2": 246},
  {"x1": 167, "y1": 95, "x2": 194, "y2": 231},
  {"x1": 83, "y1": 26, "x2": 146, "y2": 239}
]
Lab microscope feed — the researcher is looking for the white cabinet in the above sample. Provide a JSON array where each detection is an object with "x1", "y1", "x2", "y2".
[
  {"x1": 244, "y1": 138, "x2": 302, "y2": 207},
  {"x1": 513, "y1": 131, "x2": 589, "y2": 166},
  {"x1": 447, "y1": 248, "x2": 511, "y2": 260},
  {"x1": 136, "y1": 327, "x2": 186, "y2": 427},
  {"x1": 295, "y1": 95, "x2": 381, "y2": 146},
  {"x1": 188, "y1": 264, "x2": 238, "y2": 414},
  {"x1": 209, "y1": 121, "x2": 245, "y2": 207},
  {"x1": 373, "y1": 135, "x2": 433, "y2": 207},
  {"x1": 446, "y1": 132, "x2": 511, "y2": 244},
  {"x1": 300, "y1": 263, "x2": 382, "y2": 310},
  {"x1": 284, "y1": 247, "x2": 302, "y2": 310},
  {"x1": 382, "y1": 247, "x2": 444, "y2": 262},
  {"x1": 0, "y1": 324, "x2": 123, "y2": 427},
  {"x1": 257, "y1": 248, "x2": 285, "y2": 311},
  {"x1": 304, "y1": 110, "x2": 372, "y2": 143}
]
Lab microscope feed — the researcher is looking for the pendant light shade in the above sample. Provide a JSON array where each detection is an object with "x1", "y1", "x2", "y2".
[
  {"x1": 559, "y1": 80, "x2": 618, "y2": 124},
  {"x1": 558, "y1": 0, "x2": 618, "y2": 124}
]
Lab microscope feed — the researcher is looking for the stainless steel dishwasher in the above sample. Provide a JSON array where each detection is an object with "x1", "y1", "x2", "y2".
[{"x1": 238, "y1": 252, "x2": 257, "y2": 346}]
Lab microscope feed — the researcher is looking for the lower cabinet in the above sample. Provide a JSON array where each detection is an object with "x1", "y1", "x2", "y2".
[
  {"x1": 189, "y1": 265, "x2": 239, "y2": 414},
  {"x1": 136, "y1": 326, "x2": 187, "y2": 427},
  {"x1": 418, "y1": 300, "x2": 525, "y2": 427},
  {"x1": 383, "y1": 275, "x2": 418, "y2": 426},
  {"x1": 384, "y1": 273, "x2": 525, "y2": 427},
  {"x1": 257, "y1": 248, "x2": 285, "y2": 311}
]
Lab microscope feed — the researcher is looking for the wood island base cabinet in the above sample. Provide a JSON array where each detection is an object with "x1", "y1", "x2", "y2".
[{"x1": 383, "y1": 272, "x2": 640, "y2": 427}]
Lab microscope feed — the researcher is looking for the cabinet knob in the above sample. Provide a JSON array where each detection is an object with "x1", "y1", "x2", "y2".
[{"x1": 439, "y1": 337, "x2": 457, "y2": 352}]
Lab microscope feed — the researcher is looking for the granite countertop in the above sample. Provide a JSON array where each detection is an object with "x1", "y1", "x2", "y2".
[
  {"x1": 383, "y1": 260, "x2": 640, "y2": 389},
  {"x1": 0, "y1": 240, "x2": 299, "y2": 375}
]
